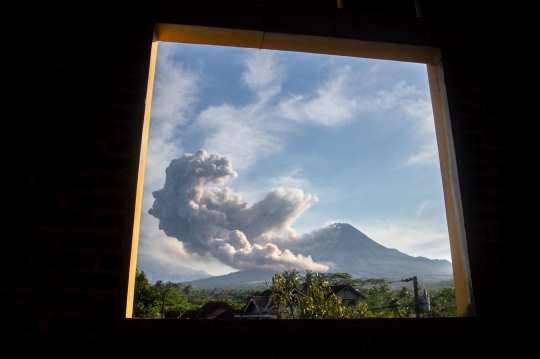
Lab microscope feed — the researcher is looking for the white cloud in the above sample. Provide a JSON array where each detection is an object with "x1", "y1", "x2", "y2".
[
  {"x1": 195, "y1": 103, "x2": 284, "y2": 170},
  {"x1": 352, "y1": 218, "x2": 451, "y2": 261},
  {"x1": 269, "y1": 168, "x2": 311, "y2": 190},
  {"x1": 243, "y1": 50, "x2": 285, "y2": 101},
  {"x1": 361, "y1": 81, "x2": 438, "y2": 168},
  {"x1": 400, "y1": 142, "x2": 439, "y2": 167},
  {"x1": 137, "y1": 43, "x2": 207, "y2": 273},
  {"x1": 144, "y1": 43, "x2": 200, "y2": 193},
  {"x1": 278, "y1": 65, "x2": 358, "y2": 126}
]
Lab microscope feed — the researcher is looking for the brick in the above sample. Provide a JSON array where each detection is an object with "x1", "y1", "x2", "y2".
[
  {"x1": 465, "y1": 174, "x2": 506, "y2": 191},
  {"x1": 65, "y1": 139, "x2": 101, "y2": 155},
  {"x1": 31, "y1": 211, "x2": 94, "y2": 228},
  {"x1": 99, "y1": 253, "x2": 121, "y2": 270},
  {"x1": 26, "y1": 191, "x2": 60, "y2": 207},
  {"x1": 96, "y1": 215, "x2": 126, "y2": 230},
  {"x1": 2, "y1": 229, "x2": 53, "y2": 249},
  {"x1": 106, "y1": 139, "x2": 137, "y2": 155},
  {"x1": 84, "y1": 317, "x2": 120, "y2": 335},
  {"x1": 61, "y1": 232, "x2": 122, "y2": 251},
  {"x1": 0, "y1": 189, "x2": 23, "y2": 207},
  {"x1": 34, "y1": 173, "x2": 96, "y2": 191},
  {"x1": 0, "y1": 250, "x2": 29, "y2": 268},
  {"x1": 0, "y1": 209, "x2": 27, "y2": 227},
  {"x1": 32, "y1": 252, "x2": 94, "y2": 270},
  {"x1": 100, "y1": 158, "x2": 135, "y2": 171},
  {"x1": 69, "y1": 195, "x2": 126, "y2": 211},
  {"x1": 50, "y1": 315, "x2": 93, "y2": 334},
  {"x1": 52, "y1": 294, "x2": 91, "y2": 311},
  {"x1": 11, "y1": 292, "x2": 90, "y2": 312},
  {"x1": 0, "y1": 311, "x2": 39, "y2": 333},
  {"x1": 57, "y1": 273, "x2": 118, "y2": 290},
  {"x1": 94, "y1": 295, "x2": 120, "y2": 313},
  {"x1": 4, "y1": 271, "x2": 50, "y2": 290},
  {"x1": 97, "y1": 175, "x2": 128, "y2": 190}
]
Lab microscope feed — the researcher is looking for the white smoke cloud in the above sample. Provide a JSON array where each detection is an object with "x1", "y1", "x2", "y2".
[{"x1": 148, "y1": 149, "x2": 328, "y2": 271}]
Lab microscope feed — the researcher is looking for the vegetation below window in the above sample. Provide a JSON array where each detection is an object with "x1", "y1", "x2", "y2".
[{"x1": 133, "y1": 269, "x2": 456, "y2": 319}]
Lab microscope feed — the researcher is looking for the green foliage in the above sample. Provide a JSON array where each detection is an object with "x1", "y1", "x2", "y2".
[
  {"x1": 133, "y1": 270, "x2": 266, "y2": 317},
  {"x1": 133, "y1": 269, "x2": 161, "y2": 318},
  {"x1": 424, "y1": 287, "x2": 457, "y2": 317},
  {"x1": 270, "y1": 271, "x2": 303, "y2": 318},
  {"x1": 182, "y1": 284, "x2": 194, "y2": 296},
  {"x1": 271, "y1": 270, "x2": 373, "y2": 319},
  {"x1": 133, "y1": 269, "x2": 457, "y2": 319},
  {"x1": 269, "y1": 270, "x2": 457, "y2": 319}
]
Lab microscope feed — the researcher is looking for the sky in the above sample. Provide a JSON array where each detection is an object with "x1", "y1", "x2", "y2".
[{"x1": 136, "y1": 41, "x2": 451, "y2": 276}]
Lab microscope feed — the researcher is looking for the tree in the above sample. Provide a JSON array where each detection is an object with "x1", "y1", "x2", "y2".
[
  {"x1": 183, "y1": 284, "x2": 194, "y2": 296},
  {"x1": 271, "y1": 270, "x2": 371, "y2": 319},
  {"x1": 424, "y1": 287, "x2": 457, "y2": 317},
  {"x1": 271, "y1": 271, "x2": 302, "y2": 318},
  {"x1": 133, "y1": 269, "x2": 161, "y2": 318},
  {"x1": 320, "y1": 272, "x2": 355, "y2": 286},
  {"x1": 155, "y1": 280, "x2": 174, "y2": 318}
]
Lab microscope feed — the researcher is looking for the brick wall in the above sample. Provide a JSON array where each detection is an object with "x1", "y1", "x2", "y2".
[{"x1": 2, "y1": 0, "x2": 530, "y2": 356}]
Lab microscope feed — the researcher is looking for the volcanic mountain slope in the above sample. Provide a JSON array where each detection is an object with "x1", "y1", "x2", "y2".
[
  {"x1": 300, "y1": 223, "x2": 452, "y2": 280},
  {"x1": 185, "y1": 223, "x2": 453, "y2": 287}
]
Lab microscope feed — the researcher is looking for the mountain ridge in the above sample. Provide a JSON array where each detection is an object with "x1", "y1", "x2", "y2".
[{"x1": 136, "y1": 253, "x2": 213, "y2": 284}]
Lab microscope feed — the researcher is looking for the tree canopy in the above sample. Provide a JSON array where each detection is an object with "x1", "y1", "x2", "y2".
[{"x1": 133, "y1": 269, "x2": 161, "y2": 318}]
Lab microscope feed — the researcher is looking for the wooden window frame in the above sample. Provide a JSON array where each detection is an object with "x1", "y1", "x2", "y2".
[{"x1": 126, "y1": 23, "x2": 475, "y2": 319}]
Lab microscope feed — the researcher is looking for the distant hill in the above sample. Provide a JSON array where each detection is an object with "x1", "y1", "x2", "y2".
[
  {"x1": 183, "y1": 268, "x2": 275, "y2": 289},
  {"x1": 136, "y1": 253, "x2": 213, "y2": 284},
  {"x1": 185, "y1": 223, "x2": 453, "y2": 288}
]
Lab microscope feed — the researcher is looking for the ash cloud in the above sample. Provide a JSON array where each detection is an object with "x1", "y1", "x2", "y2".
[{"x1": 148, "y1": 149, "x2": 328, "y2": 272}]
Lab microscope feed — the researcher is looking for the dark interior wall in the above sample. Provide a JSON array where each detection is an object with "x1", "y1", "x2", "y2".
[{"x1": 2, "y1": 0, "x2": 530, "y2": 356}]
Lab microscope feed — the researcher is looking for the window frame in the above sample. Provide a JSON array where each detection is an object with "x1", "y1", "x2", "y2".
[{"x1": 125, "y1": 23, "x2": 475, "y2": 318}]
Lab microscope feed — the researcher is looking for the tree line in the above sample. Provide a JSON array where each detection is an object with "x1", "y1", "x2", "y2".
[
  {"x1": 271, "y1": 269, "x2": 456, "y2": 318},
  {"x1": 132, "y1": 269, "x2": 261, "y2": 318},
  {"x1": 132, "y1": 268, "x2": 457, "y2": 318}
]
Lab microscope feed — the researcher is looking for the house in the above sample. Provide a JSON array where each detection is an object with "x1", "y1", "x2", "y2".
[
  {"x1": 237, "y1": 288, "x2": 305, "y2": 319},
  {"x1": 329, "y1": 284, "x2": 366, "y2": 304},
  {"x1": 178, "y1": 302, "x2": 234, "y2": 319}
]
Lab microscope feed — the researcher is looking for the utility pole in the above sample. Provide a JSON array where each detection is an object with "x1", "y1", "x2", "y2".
[
  {"x1": 161, "y1": 290, "x2": 166, "y2": 318},
  {"x1": 413, "y1": 276, "x2": 420, "y2": 318},
  {"x1": 401, "y1": 276, "x2": 421, "y2": 318}
]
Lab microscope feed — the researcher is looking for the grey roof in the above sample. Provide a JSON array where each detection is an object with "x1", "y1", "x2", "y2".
[
  {"x1": 178, "y1": 309, "x2": 200, "y2": 319},
  {"x1": 244, "y1": 295, "x2": 272, "y2": 313},
  {"x1": 178, "y1": 301, "x2": 234, "y2": 319},
  {"x1": 197, "y1": 301, "x2": 234, "y2": 318},
  {"x1": 329, "y1": 284, "x2": 366, "y2": 299},
  {"x1": 214, "y1": 309, "x2": 243, "y2": 319}
]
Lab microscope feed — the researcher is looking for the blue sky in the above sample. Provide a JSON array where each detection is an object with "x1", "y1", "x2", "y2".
[{"x1": 136, "y1": 41, "x2": 450, "y2": 276}]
